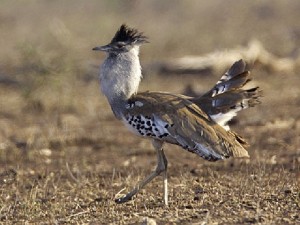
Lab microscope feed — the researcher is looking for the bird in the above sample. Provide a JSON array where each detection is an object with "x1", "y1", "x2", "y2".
[{"x1": 93, "y1": 24, "x2": 261, "y2": 206}]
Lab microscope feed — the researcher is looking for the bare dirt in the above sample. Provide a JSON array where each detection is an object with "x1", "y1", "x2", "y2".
[{"x1": 0, "y1": 1, "x2": 300, "y2": 224}]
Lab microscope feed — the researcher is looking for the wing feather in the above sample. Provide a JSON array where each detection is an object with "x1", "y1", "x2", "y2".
[{"x1": 124, "y1": 92, "x2": 249, "y2": 161}]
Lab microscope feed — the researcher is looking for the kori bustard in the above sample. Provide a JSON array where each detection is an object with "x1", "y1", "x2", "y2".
[{"x1": 93, "y1": 24, "x2": 261, "y2": 206}]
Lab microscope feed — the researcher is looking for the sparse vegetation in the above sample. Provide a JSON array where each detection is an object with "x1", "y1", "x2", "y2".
[{"x1": 0, "y1": 1, "x2": 299, "y2": 224}]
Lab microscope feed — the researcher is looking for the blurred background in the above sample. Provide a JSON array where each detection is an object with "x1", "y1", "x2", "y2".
[
  {"x1": 0, "y1": 1, "x2": 299, "y2": 223},
  {"x1": 1, "y1": 0, "x2": 300, "y2": 174},
  {"x1": 0, "y1": 1, "x2": 299, "y2": 110},
  {"x1": 1, "y1": 0, "x2": 300, "y2": 184},
  {"x1": 1, "y1": 0, "x2": 300, "y2": 112}
]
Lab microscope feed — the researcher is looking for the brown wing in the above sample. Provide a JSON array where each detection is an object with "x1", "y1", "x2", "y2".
[{"x1": 124, "y1": 91, "x2": 249, "y2": 161}]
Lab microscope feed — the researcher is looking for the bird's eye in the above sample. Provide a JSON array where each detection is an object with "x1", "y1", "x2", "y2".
[{"x1": 116, "y1": 43, "x2": 124, "y2": 48}]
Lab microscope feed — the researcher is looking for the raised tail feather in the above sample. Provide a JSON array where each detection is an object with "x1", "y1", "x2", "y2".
[{"x1": 192, "y1": 59, "x2": 262, "y2": 130}]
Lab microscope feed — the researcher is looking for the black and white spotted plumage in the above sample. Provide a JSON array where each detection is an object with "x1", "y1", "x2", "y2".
[
  {"x1": 120, "y1": 60, "x2": 262, "y2": 161},
  {"x1": 123, "y1": 114, "x2": 172, "y2": 139},
  {"x1": 122, "y1": 91, "x2": 250, "y2": 161}
]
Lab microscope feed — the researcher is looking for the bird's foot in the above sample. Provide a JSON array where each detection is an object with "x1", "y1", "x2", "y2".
[{"x1": 115, "y1": 193, "x2": 133, "y2": 204}]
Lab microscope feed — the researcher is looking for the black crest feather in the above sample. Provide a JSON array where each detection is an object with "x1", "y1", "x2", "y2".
[{"x1": 111, "y1": 24, "x2": 148, "y2": 44}]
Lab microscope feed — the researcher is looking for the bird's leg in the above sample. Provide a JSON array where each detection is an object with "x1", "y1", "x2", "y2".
[
  {"x1": 161, "y1": 148, "x2": 168, "y2": 206},
  {"x1": 154, "y1": 139, "x2": 168, "y2": 206},
  {"x1": 115, "y1": 140, "x2": 168, "y2": 205}
]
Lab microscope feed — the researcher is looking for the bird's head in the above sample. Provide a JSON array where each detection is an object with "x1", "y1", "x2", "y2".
[{"x1": 93, "y1": 24, "x2": 148, "y2": 54}]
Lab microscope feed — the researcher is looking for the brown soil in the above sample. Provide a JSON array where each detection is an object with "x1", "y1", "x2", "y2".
[{"x1": 0, "y1": 1, "x2": 299, "y2": 224}]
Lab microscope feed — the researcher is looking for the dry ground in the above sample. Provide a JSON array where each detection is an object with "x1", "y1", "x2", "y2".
[{"x1": 0, "y1": 1, "x2": 300, "y2": 224}]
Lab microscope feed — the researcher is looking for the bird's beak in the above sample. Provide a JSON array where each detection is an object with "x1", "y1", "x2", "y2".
[
  {"x1": 92, "y1": 44, "x2": 111, "y2": 51},
  {"x1": 139, "y1": 39, "x2": 150, "y2": 44}
]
